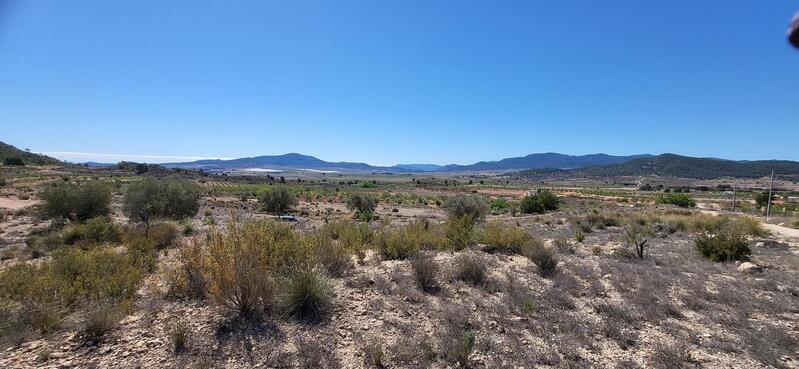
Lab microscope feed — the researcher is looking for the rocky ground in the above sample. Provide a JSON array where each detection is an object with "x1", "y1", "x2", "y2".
[{"x1": 1, "y1": 176, "x2": 798, "y2": 369}]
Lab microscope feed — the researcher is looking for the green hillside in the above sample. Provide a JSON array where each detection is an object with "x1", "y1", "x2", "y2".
[
  {"x1": 576, "y1": 154, "x2": 799, "y2": 179},
  {"x1": 511, "y1": 153, "x2": 799, "y2": 179},
  {"x1": 0, "y1": 141, "x2": 62, "y2": 166}
]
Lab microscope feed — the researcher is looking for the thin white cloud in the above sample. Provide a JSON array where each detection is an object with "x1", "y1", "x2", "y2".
[{"x1": 39, "y1": 151, "x2": 231, "y2": 164}]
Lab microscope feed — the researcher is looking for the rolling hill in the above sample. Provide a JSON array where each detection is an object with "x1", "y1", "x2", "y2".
[
  {"x1": 162, "y1": 153, "x2": 392, "y2": 172},
  {"x1": 512, "y1": 153, "x2": 799, "y2": 179},
  {"x1": 163, "y1": 152, "x2": 650, "y2": 173},
  {"x1": 440, "y1": 153, "x2": 651, "y2": 172},
  {"x1": 0, "y1": 141, "x2": 61, "y2": 165}
]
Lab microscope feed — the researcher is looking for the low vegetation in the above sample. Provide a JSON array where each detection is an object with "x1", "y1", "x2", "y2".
[
  {"x1": 655, "y1": 193, "x2": 696, "y2": 208},
  {"x1": 257, "y1": 186, "x2": 298, "y2": 214},
  {"x1": 124, "y1": 177, "x2": 200, "y2": 229},
  {"x1": 695, "y1": 232, "x2": 751, "y2": 262},
  {"x1": 41, "y1": 181, "x2": 111, "y2": 222},
  {"x1": 347, "y1": 193, "x2": 378, "y2": 221},
  {"x1": 520, "y1": 189, "x2": 560, "y2": 214}
]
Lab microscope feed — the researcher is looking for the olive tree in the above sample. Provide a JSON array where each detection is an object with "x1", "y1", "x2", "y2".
[
  {"x1": 257, "y1": 186, "x2": 297, "y2": 214},
  {"x1": 41, "y1": 181, "x2": 111, "y2": 222},
  {"x1": 347, "y1": 193, "x2": 377, "y2": 221},
  {"x1": 124, "y1": 177, "x2": 200, "y2": 232}
]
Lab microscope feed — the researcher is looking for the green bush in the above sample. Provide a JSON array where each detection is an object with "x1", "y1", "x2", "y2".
[
  {"x1": 443, "y1": 195, "x2": 488, "y2": 221},
  {"x1": 478, "y1": 221, "x2": 541, "y2": 254},
  {"x1": 123, "y1": 177, "x2": 200, "y2": 226},
  {"x1": 41, "y1": 181, "x2": 111, "y2": 222},
  {"x1": 0, "y1": 246, "x2": 147, "y2": 339},
  {"x1": 754, "y1": 191, "x2": 773, "y2": 207},
  {"x1": 3, "y1": 157, "x2": 24, "y2": 166},
  {"x1": 375, "y1": 226, "x2": 421, "y2": 260},
  {"x1": 520, "y1": 189, "x2": 560, "y2": 214},
  {"x1": 282, "y1": 266, "x2": 333, "y2": 322},
  {"x1": 125, "y1": 222, "x2": 178, "y2": 249},
  {"x1": 489, "y1": 198, "x2": 510, "y2": 212},
  {"x1": 446, "y1": 215, "x2": 476, "y2": 251},
  {"x1": 347, "y1": 193, "x2": 377, "y2": 221},
  {"x1": 62, "y1": 216, "x2": 121, "y2": 245},
  {"x1": 257, "y1": 186, "x2": 298, "y2": 214},
  {"x1": 695, "y1": 233, "x2": 751, "y2": 262},
  {"x1": 656, "y1": 193, "x2": 696, "y2": 208}
]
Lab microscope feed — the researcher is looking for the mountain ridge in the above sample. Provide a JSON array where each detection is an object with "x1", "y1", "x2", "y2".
[
  {"x1": 161, "y1": 152, "x2": 651, "y2": 173},
  {"x1": 512, "y1": 153, "x2": 799, "y2": 179}
]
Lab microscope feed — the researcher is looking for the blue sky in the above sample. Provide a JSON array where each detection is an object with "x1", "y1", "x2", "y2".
[{"x1": 1, "y1": 1, "x2": 798, "y2": 165}]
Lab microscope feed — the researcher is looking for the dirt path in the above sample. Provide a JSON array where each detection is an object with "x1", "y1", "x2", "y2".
[
  {"x1": 0, "y1": 197, "x2": 38, "y2": 210},
  {"x1": 761, "y1": 223, "x2": 799, "y2": 244},
  {"x1": 697, "y1": 205, "x2": 799, "y2": 247}
]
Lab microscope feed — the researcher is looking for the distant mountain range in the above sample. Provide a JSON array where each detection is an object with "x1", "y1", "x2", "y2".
[
  {"x1": 161, "y1": 152, "x2": 651, "y2": 173},
  {"x1": 513, "y1": 153, "x2": 799, "y2": 179},
  {"x1": 438, "y1": 153, "x2": 652, "y2": 172},
  {"x1": 4, "y1": 140, "x2": 797, "y2": 179}
]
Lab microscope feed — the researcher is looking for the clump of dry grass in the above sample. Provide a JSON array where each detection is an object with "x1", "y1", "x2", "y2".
[{"x1": 479, "y1": 221, "x2": 542, "y2": 254}]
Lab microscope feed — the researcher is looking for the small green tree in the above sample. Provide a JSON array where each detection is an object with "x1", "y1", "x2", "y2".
[
  {"x1": 655, "y1": 193, "x2": 696, "y2": 208},
  {"x1": 124, "y1": 177, "x2": 200, "y2": 232},
  {"x1": 347, "y1": 193, "x2": 377, "y2": 221},
  {"x1": 442, "y1": 195, "x2": 488, "y2": 222},
  {"x1": 257, "y1": 186, "x2": 297, "y2": 214},
  {"x1": 520, "y1": 189, "x2": 560, "y2": 214},
  {"x1": 41, "y1": 181, "x2": 111, "y2": 222},
  {"x1": 3, "y1": 157, "x2": 24, "y2": 166},
  {"x1": 754, "y1": 191, "x2": 774, "y2": 207},
  {"x1": 623, "y1": 222, "x2": 649, "y2": 259}
]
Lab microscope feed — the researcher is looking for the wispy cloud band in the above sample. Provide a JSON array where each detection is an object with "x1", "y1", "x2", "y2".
[{"x1": 39, "y1": 151, "x2": 230, "y2": 164}]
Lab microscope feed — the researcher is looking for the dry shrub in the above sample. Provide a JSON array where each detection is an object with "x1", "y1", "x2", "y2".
[
  {"x1": 125, "y1": 222, "x2": 178, "y2": 249},
  {"x1": 319, "y1": 220, "x2": 373, "y2": 260},
  {"x1": 479, "y1": 221, "x2": 542, "y2": 254},
  {"x1": 79, "y1": 301, "x2": 129, "y2": 345},
  {"x1": 166, "y1": 240, "x2": 207, "y2": 300},
  {"x1": 371, "y1": 220, "x2": 447, "y2": 260},
  {"x1": 445, "y1": 215, "x2": 477, "y2": 251},
  {"x1": 363, "y1": 339, "x2": 385, "y2": 368},
  {"x1": 525, "y1": 244, "x2": 558, "y2": 278},
  {"x1": 648, "y1": 342, "x2": 695, "y2": 369},
  {"x1": 309, "y1": 232, "x2": 352, "y2": 277},
  {"x1": 165, "y1": 318, "x2": 189, "y2": 354},
  {"x1": 295, "y1": 334, "x2": 341, "y2": 369},
  {"x1": 205, "y1": 218, "x2": 306, "y2": 316},
  {"x1": 454, "y1": 252, "x2": 487, "y2": 286},
  {"x1": 410, "y1": 252, "x2": 439, "y2": 292},
  {"x1": 438, "y1": 304, "x2": 475, "y2": 366}
]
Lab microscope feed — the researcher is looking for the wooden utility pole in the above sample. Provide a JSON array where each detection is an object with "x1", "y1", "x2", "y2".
[
  {"x1": 731, "y1": 182, "x2": 736, "y2": 212},
  {"x1": 765, "y1": 170, "x2": 775, "y2": 220}
]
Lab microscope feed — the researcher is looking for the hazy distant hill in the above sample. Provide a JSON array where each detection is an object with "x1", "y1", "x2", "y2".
[
  {"x1": 392, "y1": 164, "x2": 443, "y2": 172},
  {"x1": 512, "y1": 153, "x2": 799, "y2": 179},
  {"x1": 0, "y1": 141, "x2": 61, "y2": 165},
  {"x1": 163, "y1": 153, "x2": 392, "y2": 172},
  {"x1": 440, "y1": 153, "x2": 651, "y2": 172},
  {"x1": 163, "y1": 152, "x2": 649, "y2": 173}
]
